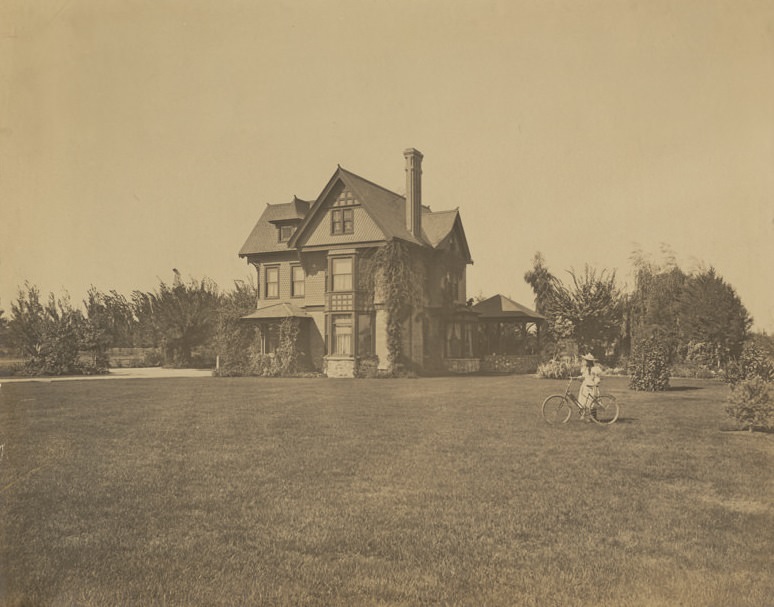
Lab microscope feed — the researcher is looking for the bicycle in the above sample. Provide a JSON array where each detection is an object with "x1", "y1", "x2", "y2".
[{"x1": 541, "y1": 376, "x2": 619, "y2": 425}]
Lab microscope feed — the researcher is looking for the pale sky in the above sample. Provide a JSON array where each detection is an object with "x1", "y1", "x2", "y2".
[{"x1": 1, "y1": 0, "x2": 773, "y2": 331}]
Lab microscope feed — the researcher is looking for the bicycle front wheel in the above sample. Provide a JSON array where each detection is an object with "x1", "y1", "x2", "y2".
[
  {"x1": 542, "y1": 395, "x2": 572, "y2": 424},
  {"x1": 590, "y1": 394, "x2": 619, "y2": 425}
]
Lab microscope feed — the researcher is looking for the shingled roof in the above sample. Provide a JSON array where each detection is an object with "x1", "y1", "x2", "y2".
[
  {"x1": 240, "y1": 165, "x2": 470, "y2": 260},
  {"x1": 239, "y1": 197, "x2": 311, "y2": 256},
  {"x1": 472, "y1": 295, "x2": 545, "y2": 321},
  {"x1": 241, "y1": 301, "x2": 310, "y2": 320}
]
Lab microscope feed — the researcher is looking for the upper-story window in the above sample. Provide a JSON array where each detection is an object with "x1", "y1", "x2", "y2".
[
  {"x1": 291, "y1": 265, "x2": 305, "y2": 298},
  {"x1": 331, "y1": 208, "x2": 354, "y2": 235},
  {"x1": 278, "y1": 225, "x2": 294, "y2": 242},
  {"x1": 446, "y1": 270, "x2": 460, "y2": 302},
  {"x1": 265, "y1": 266, "x2": 279, "y2": 299},
  {"x1": 331, "y1": 257, "x2": 353, "y2": 292}
]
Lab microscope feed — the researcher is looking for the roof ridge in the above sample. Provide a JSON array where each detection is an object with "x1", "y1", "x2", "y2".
[
  {"x1": 338, "y1": 166, "x2": 404, "y2": 200},
  {"x1": 424, "y1": 208, "x2": 458, "y2": 215}
]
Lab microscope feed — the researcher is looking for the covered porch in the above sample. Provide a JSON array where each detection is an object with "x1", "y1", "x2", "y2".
[
  {"x1": 240, "y1": 302, "x2": 318, "y2": 371},
  {"x1": 472, "y1": 294, "x2": 546, "y2": 374}
]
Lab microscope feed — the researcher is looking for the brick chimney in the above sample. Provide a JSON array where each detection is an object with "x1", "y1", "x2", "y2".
[{"x1": 404, "y1": 148, "x2": 423, "y2": 238}]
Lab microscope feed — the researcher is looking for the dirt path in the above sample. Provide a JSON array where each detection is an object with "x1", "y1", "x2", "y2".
[{"x1": 0, "y1": 367, "x2": 214, "y2": 383}]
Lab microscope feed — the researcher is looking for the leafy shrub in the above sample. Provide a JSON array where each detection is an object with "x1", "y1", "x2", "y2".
[
  {"x1": 247, "y1": 352, "x2": 279, "y2": 377},
  {"x1": 355, "y1": 356, "x2": 380, "y2": 378},
  {"x1": 10, "y1": 286, "x2": 86, "y2": 376},
  {"x1": 274, "y1": 317, "x2": 301, "y2": 375},
  {"x1": 606, "y1": 367, "x2": 626, "y2": 376},
  {"x1": 536, "y1": 358, "x2": 581, "y2": 379},
  {"x1": 214, "y1": 318, "x2": 304, "y2": 378},
  {"x1": 683, "y1": 340, "x2": 718, "y2": 370},
  {"x1": 135, "y1": 274, "x2": 220, "y2": 367},
  {"x1": 726, "y1": 378, "x2": 773, "y2": 432},
  {"x1": 8, "y1": 284, "x2": 114, "y2": 377},
  {"x1": 0, "y1": 360, "x2": 24, "y2": 377},
  {"x1": 723, "y1": 341, "x2": 774, "y2": 386},
  {"x1": 670, "y1": 362, "x2": 717, "y2": 379},
  {"x1": 141, "y1": 349, "x2": 164, "y2": 367},
  {"x1": 694, "y1": 366, "x2": 717, "y2": 380},
  {"x1": 190, "y1": 348, "x2": 216, "y2": 369},
  {"x1": 629, "y1": 336, "x2": 670, "y2": 391}
]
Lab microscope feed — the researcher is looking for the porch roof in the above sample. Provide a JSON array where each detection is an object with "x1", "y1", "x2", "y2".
[
  {"x1": 472, "y1": 294, "x2": 546, "y2": 322},
  {"x1": 241, "y1": 302, "x2": 310, "y2": 320}
]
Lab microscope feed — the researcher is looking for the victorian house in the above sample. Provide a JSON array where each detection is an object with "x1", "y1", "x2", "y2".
[{"x1": 238, "y1": 148, "x2": 476, "y2": 377}]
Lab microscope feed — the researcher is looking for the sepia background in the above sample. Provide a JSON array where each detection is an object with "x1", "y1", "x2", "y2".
[{"x1": 1, "y1": 0, "x2": 772, "y2": 331}]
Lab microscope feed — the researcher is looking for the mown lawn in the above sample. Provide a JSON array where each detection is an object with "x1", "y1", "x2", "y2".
[{"x1": 0, "y1": 376, "x2": 771, "y2": 606}]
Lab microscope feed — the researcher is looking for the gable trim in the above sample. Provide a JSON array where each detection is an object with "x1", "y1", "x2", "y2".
[{"x1": 288, "y1": 167, "x2": 396, "y2": 249}]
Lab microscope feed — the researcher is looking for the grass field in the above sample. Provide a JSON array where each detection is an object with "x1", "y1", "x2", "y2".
[{"x1": 0, "y1": 376, "x2": 772, "y2": 606}]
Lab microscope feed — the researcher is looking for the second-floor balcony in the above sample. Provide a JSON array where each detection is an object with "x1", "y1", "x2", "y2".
[{"x1": 325, "y1": 290, "x2": 372, "y2": 312}]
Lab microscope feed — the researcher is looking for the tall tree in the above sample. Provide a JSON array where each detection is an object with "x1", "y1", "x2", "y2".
[
  {"x1": 524, "y1": 252, "x2": 561, "y2": 316},
  {"x1": 627, "y1": 249, "x2": 687, "y2": 360},
  {"x1": 97, "y1": 290, "x2": 137, "y2": 348},
  {"x1": 677, "y1": 267, "x2": 751, "y2": 367},
  {"x1": 134, "y1": 272, "x2": 221, "y2": 366},
  {"x1": 0, "y1": 304, "x2": 9, "y2": 350},
  {"x1": 524, "y1": 254, "x2": 624, "y2": 361},
  {"x1": 552, "y1": 266, "x2": 624, "y2": 360},
  {"x1": 9, "y1": 284, "x2": 84, "y2": 375},
  {"x1": 213, "y1": 279, "x2": 261, "y2": 375},
  {"x1": 81, "y1": 288, "x2": 118, "y2": 370}
]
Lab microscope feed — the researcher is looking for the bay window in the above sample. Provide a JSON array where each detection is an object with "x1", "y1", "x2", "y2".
[{"x1": 331, "y1": 257, "x2": 353, "y2": 292}]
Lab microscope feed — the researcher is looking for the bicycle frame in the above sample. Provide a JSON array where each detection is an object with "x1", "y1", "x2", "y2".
[
  {"x1": 542, "y1": 376, "x2": 619, "y2": 425},
  {"x1": 563, "y1": 376, "x2": 597, "y2": 412}
]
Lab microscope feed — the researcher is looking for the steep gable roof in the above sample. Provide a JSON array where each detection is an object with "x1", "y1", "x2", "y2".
[
  {"x1": 288, "y1": 166, "x2": 426, "y2": 249},
  {"x1": 241, "y1": 163, "x2": 472, "y2": 262},
  {"x1": 422, "y1": 209, "x2": 472, "y2": 263}
]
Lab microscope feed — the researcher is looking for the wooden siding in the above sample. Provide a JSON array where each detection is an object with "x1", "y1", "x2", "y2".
[
  {"x1": 302, "y1": 252, "x2": 327, "y2": 307},
  {"x1": 305, "y1": 205, "x2": 384, "y2": 247}
]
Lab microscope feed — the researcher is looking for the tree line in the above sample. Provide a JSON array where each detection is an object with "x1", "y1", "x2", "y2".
[
  {"x1": 1, "y1": 249, "x2": 771, "y2": 382},
  {"x1": 524, "y1": 248, "x2": 772, "y2": 388},
  {"x1": 0, "y1": 271, "x2": 257, "y2": 376}
]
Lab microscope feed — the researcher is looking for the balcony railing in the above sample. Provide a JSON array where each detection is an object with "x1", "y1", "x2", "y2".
[{"x1": 325, "y1": 290, "x2": 372, "y2": 312}]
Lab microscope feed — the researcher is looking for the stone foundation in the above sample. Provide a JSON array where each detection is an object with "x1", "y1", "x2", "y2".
[
  {"x1": 443, "y1": 358, "x2": 481, "y2": 374},
  {"x1": 324, "y1": 356, "x2": 356, "y2": 378},
  {"x1": 480, "y1": 354, "x2": 540, "y2": 374}
]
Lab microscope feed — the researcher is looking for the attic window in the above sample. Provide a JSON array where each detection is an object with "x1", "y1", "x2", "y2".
[
  {"x1": 278, "y1": 225, "x2": 294, "y2": 242},
  {"x1": 331, "y1": 208, "x2": 354, "y2": 235}
]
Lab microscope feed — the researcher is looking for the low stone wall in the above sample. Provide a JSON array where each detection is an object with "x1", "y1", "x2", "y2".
[
  {"x1": 443, "y1": 358, "x2": 481, "y2": 374},
  {"x1": 480, "y1": 354, "x2": 540, "y2": 374}
]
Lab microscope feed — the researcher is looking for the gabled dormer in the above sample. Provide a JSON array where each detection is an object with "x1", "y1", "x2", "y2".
[
  {"x1": 239, "y1": 196, "x2": 311, "y2": 258},
  {"x1": 423, "y1": 209, "x2": 473, "y2": 264},
  {"x1": 288, "y1": 166, "x2": 424, "y2": 251}
]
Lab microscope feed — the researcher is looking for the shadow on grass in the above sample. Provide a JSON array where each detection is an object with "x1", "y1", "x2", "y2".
[
  {"x1": 719, "y1": 425, "x2": 774, "y2": 435},
  {"x1": 612, "y1": 417, "x2": 638, "y2": 424},
  {"x1": 667, "y1": 386, "x2": 703, "y2": 392}
]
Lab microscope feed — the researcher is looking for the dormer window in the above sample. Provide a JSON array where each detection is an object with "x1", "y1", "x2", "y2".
[{"x1": 278, "y1": 224, "x2": 294, "y2": 242}]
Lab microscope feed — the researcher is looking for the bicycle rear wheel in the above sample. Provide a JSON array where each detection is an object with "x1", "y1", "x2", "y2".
[
  {"x1": 542, "y1": 395, "x2": 572, "y2": 424},
  {"x1": 590, "y1": 394, "x2": 619, "y2": 425}
]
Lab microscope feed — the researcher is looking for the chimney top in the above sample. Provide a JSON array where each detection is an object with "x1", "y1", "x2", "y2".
[{"x1": 404, "y1": 148, "x2": 423, "y2": 238}]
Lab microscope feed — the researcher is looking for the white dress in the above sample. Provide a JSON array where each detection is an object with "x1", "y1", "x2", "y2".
[{"x1": 578, "y1": 364, "x2": 602, "y2": 407}]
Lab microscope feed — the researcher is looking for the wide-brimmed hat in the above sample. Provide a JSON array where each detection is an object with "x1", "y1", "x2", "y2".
[{"x1": 581, "y1": 353, "x2": 596, "y2": 362}]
